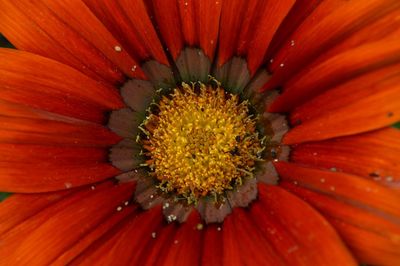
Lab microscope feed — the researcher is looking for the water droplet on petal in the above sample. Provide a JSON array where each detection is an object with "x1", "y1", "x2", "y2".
[{"x1": 114, "y1": 45, "x2": 122, "y2": 52}]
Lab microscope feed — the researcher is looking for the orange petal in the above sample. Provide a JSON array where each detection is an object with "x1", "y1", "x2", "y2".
[
  {"x1": 0, "y1": 190, "x2": 72, "y2": 236},
  {"x1": 253, "y1": 184, "x2": 356, "y2": 265},
  {"x1": 264, "y1": 0, "x2": 400, "y2": 91},
  {"x1": 282, "y1": 73, "x2": 400, "y2": 144},
  {"x1": 177, "y1": 0, "x2": 222, "y2": 60},
  {"x1": 94, "y1": 205, "x2": 163, "y2": 265},
  {"x1": 53, "y1": 204, "x2": 138, "y2": 265},
  {"x1": 141, "y1": 223, "x2": 177, "y2": 266},
  {"x1": 195, "y1": 0, "x2": 222, "y2": 60},
  {"x1": 0, "y1": 118, "x2": 121, "y2": 192},
  {"x1": 0, "y1": 144, "x2": 108, "y2": 164},
  {"x1": 0, "y1": 0, "x2": 146, "y2": 83},
  {"x1": 323, "y1": 7, "x2": 400, "y2": 61},
  {"x1": 146, "y1": 0, "x2": 222, "y2": 61},
  {"x1": 147, "y1": 0, "x2": 184, "y2": 60},
  {"x1": 221, "y1": 208, "x2": 256, "y2": 266},
  {"x1": 177, "y1": 0, "x2": 199, "y2": 47},
  {"x1": 0, "y1": 98, "x2": 105, "y2": 125},
  {"x1": 0, "y1": 121, "x2": 120, "y2": 148},
  {"x1": 251, "y1": 196, "x2": 308, "y2": 265},
  {"x1": 223, "y1": 208, "x2": 286, "y2": 265},
  {"x1": 0, "y1": 181, "x2": 135, "y2": 265},
  {"x1": 70, "y1": 211, "x2": 138, "y2": 264},
  {"x1": 0, "y1": 91, "x2": 106, "y2": 124},
  {"x1": 288, "y1": 62, "x2": 400, "y2": 125},
  {"x1": 0, "y1": 49, "x2": 124, "y2": 112},
  {"x1": 291, "y1": 128, "x2": 400, "y2": 188},
  {"x1": 0, "y1": 143, "x2": 119, "y2": 192},
  {"x1": 269, "y1": 39, "x2": 400, "y2": 113},
  {"x1": 82, "y1": 0, "x2": 168, "y2": 66},
  {"x1": 332, "y1": 221, "x2": 400, "y2": 266},
  {"x1": 265, "y1": 0, "x2": 323, "y2": 61},
  {"x1": 275, "y1": 162, "x2": 400, "y2": 218},
  {"x1": 217, "y1": 0, "x2": 294, "y2": 75},
  {"x1": 0, "y1": 2, "x2": 105, "y2": 84},
  {"x1": 0, "y1": 160, "x2": 120, "y2": 193},
  {"x1": 0, "y1": 1, "x2": 134, "y2": 84},
  {"x1": 0, "y1": 113, "x2": 120, "y2": 144},
  {"x1": 39, "y1": 0, "x2": 146, "y2": 79},
  {"x1": 201, "y1": 224, "x2": 223, "y2": 266},
  {"x1": 282, "y1": 182, "x2": 400, "y2": 265},
  {"x1": 74, "y1": 206, "x2": 162, "y2": 265},
  {"x1": 163, "y1": 211, "x2": 203, "y2": 266}
]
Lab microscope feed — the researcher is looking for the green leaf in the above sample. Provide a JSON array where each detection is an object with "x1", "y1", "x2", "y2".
[
  {"x1": 393, "y1": 122, "x2": 400, "y2": 129},
  {"x1": 0, "y1": 192, "x2": 11, "y2": 202},
  {"x1": 0, "y1": 34, "x2": 15, "y2": 49}
]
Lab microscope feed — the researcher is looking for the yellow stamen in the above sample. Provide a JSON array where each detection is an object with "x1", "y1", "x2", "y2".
[{"x1": 140, "y1": 82, "x2": 264, "y2": 204}]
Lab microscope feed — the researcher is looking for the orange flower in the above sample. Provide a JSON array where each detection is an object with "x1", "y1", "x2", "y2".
[{"x1": 0, "y1": 0, "x2": 399, "y2": 265}]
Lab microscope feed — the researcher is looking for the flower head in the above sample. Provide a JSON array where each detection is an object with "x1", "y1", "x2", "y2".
[{"x1": 0, "y1": 0, "x2": 399, "y2": 265}]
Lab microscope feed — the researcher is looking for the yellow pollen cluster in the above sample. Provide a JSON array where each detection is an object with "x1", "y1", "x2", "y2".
[{"x1": 141, "y1": 83, "x2": 264, "y2": 204}]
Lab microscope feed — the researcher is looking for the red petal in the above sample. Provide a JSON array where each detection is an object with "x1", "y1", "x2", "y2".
[
  {"x1": 83, "y1": 0, "x2": 169, "y2": 66},
  {"x1": 148, "y1": 0, "x2": 184, "y2": 60},
  {"x1": 223, "y1": 208, "x2": 285, "y2": 265},
  {"x1": 0, "y1": 49, "x2": 124, "y2": 112},
  {"x1": 0, "y1": 113, "x2": 120, "y2": 144},
  {"x1": 147, "y1": 0, "x2": 222, "y2": 61},
  {"x1": 253, "y1": 184, "x2": 356, "y2": 265},
  {"x1": 0, "y1": 0, "x2": 146, "y2": 84},
  {"x1": 201, "y1": 224, "x2": 223, "y2": 266},
  {"x1": 0, "y1": 91, "x2": 106, "y2": 124},
  {"x1": 221, "y1": 208, "x2": 252, "y2": 266},
  {"x1": 163, "y1": 211, "x2": 203, "y2": 265},
  {"x1": 0, "y1": 190, "x2": 71, "y2": 235},
  {"x1": 0, "y1": 144, "x2": 108, "y2": 164},
  {"x1": 264, "y1": 0, "x2": 400, "y2": 90},
  {"x1": 291, "y1": 128, "x2": 400, "y2": 187},
  {"x1": 195, "y1": 0, "x2": 222, "y2": 60},
  {"x1": 177, "y1": 0, "x2": 222, "y2": 60},
  {"x1": 141, "y1": 223, "x2": 177, "y2": 265},
  {"x1": 332, "y1": 221, "x2": 400, "y2": 266},
  {"x1": 0, "y1": 115, "x2": 121, "y2": 192},
  {"x1": 324, "y1": 8, "x2": 400, "y2": 61},
  {"x1": 0, "y1": 143, "x2": 119, "y2": 192},
  {"x1": 282, "y1": 72, "x2": 400, "y2": 144},
  {"x1": 251, "y1": 197, "x2": 308, "y2": 265},
  {"x1": 0, "y1": 110, "x2": 108, "y2": 139},
  {"x1": 275, "y1": 162, "x2": 400, "y2": 218},
  {"x1": 97, "y1": 206, "x2": 163, "y2": 265},
  {"x1": 265, "y1": 0, "x2": 323, "y2": 60},
  {"x1": 0, "y1": 98, "x2": 105, "y2": 123},
  {"x1": 54, "y1": 204, "x2": 138, "y2": 265},
  {"x1": 75, "y1": 206, "x2": 162, "y2": 265},
  {"x1": 218, "y1": 0, "x2": 294, "y2": 75},
  {"x1": 0, "y1": 181, "x2": 135, "y2": 265},
  {"x1": 0, "y1": 160, "x2": 120, "y2": 193},
  {"x1": 269, "y1": 39, "x2": 400, "y2": 113},
  {"x1": 177, "y1": 0, "x2": 198, "y2": 47},
  {"x1": 69, "y1": 211, "x2": 138, "y2": 264},
  {"x1": 288, "y1": 62, "x2": 400, "y2": 125},
  {"x1": 282, "y1": 182, "x2": 400, "y2": 265}
]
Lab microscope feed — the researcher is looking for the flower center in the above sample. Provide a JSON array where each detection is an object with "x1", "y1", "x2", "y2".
[{"x1": 139, "y1": 82, "x2": 264, "y2": 204}]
